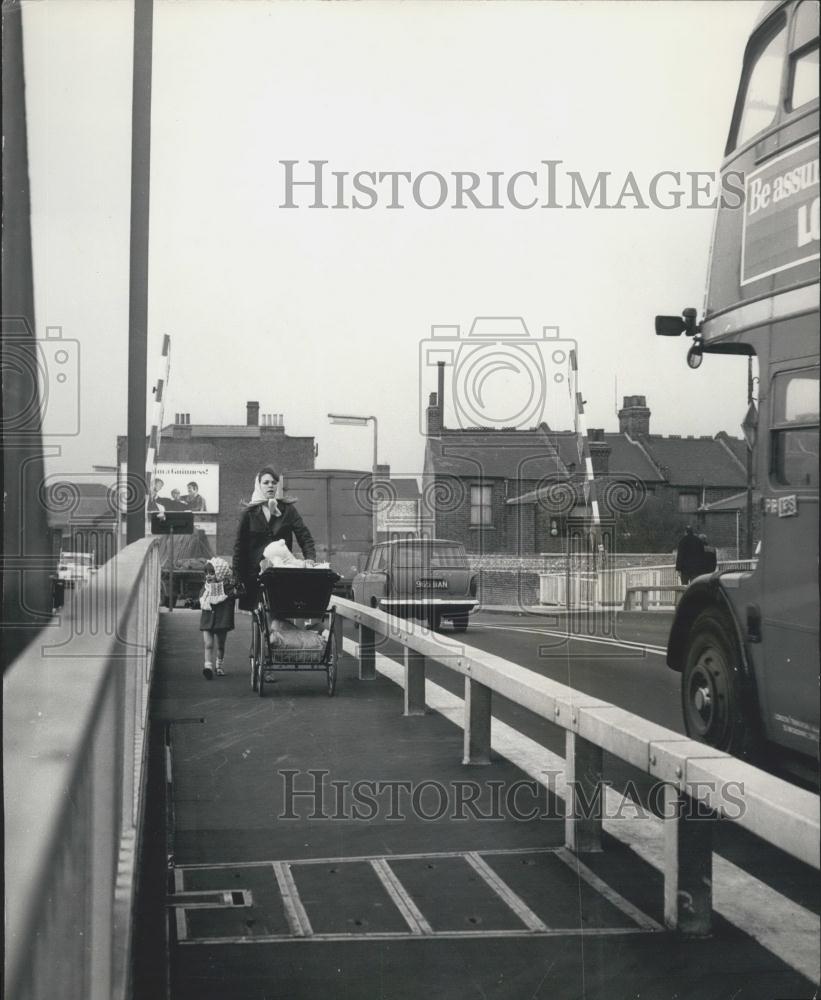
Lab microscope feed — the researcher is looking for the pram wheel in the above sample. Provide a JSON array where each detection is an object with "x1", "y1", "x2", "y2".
[
  {"x1": 250, "y1": 612, "x2": 262, "y2": 692},
  {"x1": 326, "y1": 630, "x2": 338, "y2": 697}
]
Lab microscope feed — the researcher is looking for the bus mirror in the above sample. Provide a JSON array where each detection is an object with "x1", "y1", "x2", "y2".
[
  {"x1": 687, "y1": 343, "x2": 704, "y2": 369},
  {"x1": 655, "y1": 315, "x2": 686, "y2": 336}
]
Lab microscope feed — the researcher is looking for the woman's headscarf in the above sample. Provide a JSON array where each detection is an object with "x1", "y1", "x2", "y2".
[{"x1": 246, "y1": 468, "x2": 285, "y2": 512}]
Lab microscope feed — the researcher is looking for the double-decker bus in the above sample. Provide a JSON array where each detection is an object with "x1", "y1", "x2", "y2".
[{"x1": 656, "y1": 0, "x2": 819, "y2": 772}]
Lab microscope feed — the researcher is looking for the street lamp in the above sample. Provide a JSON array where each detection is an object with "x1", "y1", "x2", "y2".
[{"x1": 328, "y1": 413, "x2": 379, "y2": 542}]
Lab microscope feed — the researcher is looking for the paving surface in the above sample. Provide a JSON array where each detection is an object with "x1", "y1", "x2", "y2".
[{"x1": 136, "y1": 610, "x2": 817, "y2": 1000}]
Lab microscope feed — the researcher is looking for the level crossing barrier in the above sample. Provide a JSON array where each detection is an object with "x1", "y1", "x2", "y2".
[
  {"x1": 330, "y1": 596, "x2": 819, "y2": 938},
  {"x1": 4, "y1": 537, "x2": 162, "y2": 1000},
  {"x1": 540, "y1": 560, "x2": 759, "y2": 608}
]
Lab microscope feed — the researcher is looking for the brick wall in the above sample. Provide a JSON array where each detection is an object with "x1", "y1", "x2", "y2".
[
  {"x1": 475, "y1": 569, "x2": 540, "y2": 608},
  {"x1": 430, "y1": 476, "x2": 539, "y2": 554}
]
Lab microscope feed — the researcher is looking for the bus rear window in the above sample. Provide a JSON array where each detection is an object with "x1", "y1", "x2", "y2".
[{"x1": 771, "y1": 368, "x2": 819, "y2": 488}]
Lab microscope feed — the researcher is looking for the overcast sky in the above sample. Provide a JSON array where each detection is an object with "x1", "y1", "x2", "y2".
[{"x1": 22, "y1": 0, "x2": 758, "y2": 482}]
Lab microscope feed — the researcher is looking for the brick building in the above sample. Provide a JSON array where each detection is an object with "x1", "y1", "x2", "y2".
[
  {"x1": 423, "y1": 389, "x2": 751, "y2": 555},
  {"x1": 117, "y1": 402, "x2": 316, "y2": 555}
]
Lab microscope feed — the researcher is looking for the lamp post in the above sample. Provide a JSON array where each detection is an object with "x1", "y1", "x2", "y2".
[{"x1": 328, "y1": 413, "x2": 379, "y2": 543}]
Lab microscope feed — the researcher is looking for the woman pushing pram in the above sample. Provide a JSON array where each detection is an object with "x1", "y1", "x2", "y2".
[
  {"x1": 232, "y1": 468, "x2": 339, "y2": 696},
  {"x1": 232, "y1": 467, "x2": 317, "y2": 610}
]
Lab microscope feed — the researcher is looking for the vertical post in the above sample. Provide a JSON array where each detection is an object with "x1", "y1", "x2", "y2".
[
  {"x1": 126, "y1": 0, "x2": 155, "y2": 543},
  {"x1": 358, "y1": 624, "x2": 376, "y2": 680},
  {"x1": 333, "y1": 609, "x2": 343, "y2": 660},
  {"x1": 370, "y1": 416, "x2": 379, "y2": 546},
  {"x1": 167, "y1": 528, "x2": 174, "y2": 612},
  {"x1": 564, "y1": 731, "x2": 603, "y2": 852},
  {"x1": 463, "y1": 677, "x2": 491, "y2": 764},
  {"x1": 745, "y1": 356, "x2": 754, "y2": 559},
  {"x1": 663, "y1": 784, "x2": 713, "y2": 935},
  {"x1": 1, "y1": 1, "x2": 54, "y2": 668},
  {"x1": 403, "y1": 647, "x2": 426, "y2": 716}
]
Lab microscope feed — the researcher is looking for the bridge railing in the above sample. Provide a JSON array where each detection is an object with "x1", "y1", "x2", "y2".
[
  {"x1": 330, "y1": 597, "x2": 819, "y2": 936},
  {"x1": 4, "y1": 537, "x2": 162, "y2": 1000}
]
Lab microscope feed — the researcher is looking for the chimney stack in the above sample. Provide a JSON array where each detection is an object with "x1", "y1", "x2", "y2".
[
  {"x1": 246, "y1": 401, "x2": 260, "y2": 427},
  {"x1": 618, "y1": 395, "x2": 650, "y2": 437},
  {"x1": 587, "y1": 428, "x2": 611, "y2": 476},
  {"x1": 437, "y1": 361, "x2": 445, "y2": 419},
  {"x1": 426, "y1": 362, "x2": 446, "y2": 437}
]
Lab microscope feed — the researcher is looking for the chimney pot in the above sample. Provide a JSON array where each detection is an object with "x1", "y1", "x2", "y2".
[{"x1": 247, "y1": 401, "x2": 260, "y2": 426}]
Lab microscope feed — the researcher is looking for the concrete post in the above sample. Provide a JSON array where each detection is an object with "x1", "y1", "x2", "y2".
[
  {"x1": 663, "y1": 784, "x2": 713, "y2": 935},
  {"x1": 463, "y1": 677, "x2": 491, "y2": 764},
  {"x1": 403, "y1": 647, "x2": 426, "y2": 716},
  {"x1": 333, "y1": 612, "x2": 343, "y2": 665},
  {"x1": 564, "y1": 731, "x2": 603, "y2": 852},
  {"x1": 358, "y1": 624, "x2": 376, "y2": 680}
]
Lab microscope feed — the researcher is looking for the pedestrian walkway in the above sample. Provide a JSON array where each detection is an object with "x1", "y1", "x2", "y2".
[{"x1": 141, "y1": 611, "x2": 815, "y2": 1000}]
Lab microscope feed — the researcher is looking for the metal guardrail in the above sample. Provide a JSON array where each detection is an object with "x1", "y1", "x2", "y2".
[
  {"x1": 330, "y1": 597, "x2": 820, "y2": 936},
  {"x1": 4, "y1": 537, "x2": 162, "y2": 1000}
]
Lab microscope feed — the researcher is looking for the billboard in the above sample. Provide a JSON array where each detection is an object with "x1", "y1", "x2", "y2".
[
  {"x1": 119, "y1": 462, "x2": 220, "y2": 513},
  {"x1": 151, "y1": 463, "x2": 219, "y2": 513}
]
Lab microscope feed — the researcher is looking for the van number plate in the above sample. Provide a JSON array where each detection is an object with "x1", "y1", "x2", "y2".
[{"x1": 416, "y1": 579, "x2": 448, "y2": 590}]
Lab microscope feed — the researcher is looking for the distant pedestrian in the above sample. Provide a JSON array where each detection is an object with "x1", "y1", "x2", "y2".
[
  {"x1": 675, "y1": 526, "x2": 704, "y2": 585},
  {"x1": 698, "y1": 534, "x2": 717, "y2": 575},
  {"x1": 199, "y1": 557, "x2": 235, "y2": 679}
]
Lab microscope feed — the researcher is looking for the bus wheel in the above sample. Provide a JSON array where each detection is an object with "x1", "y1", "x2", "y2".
[{"x1": 681, "y1": 608, "x2": 756, "y2": 759}]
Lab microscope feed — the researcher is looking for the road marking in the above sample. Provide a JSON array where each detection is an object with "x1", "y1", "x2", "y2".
[
  {"x1": 470, "y1": 622, "x2": 667, "y2": 656},
  {"x1": 370, "y1": 858, "x2": 434, "y2": 936},
  {"x1": 554, "y1": 847, "x2": 662, "y2": 932},
  {"x1": 464, "y1": 852, "x2": 549, "y2": 932},
  {"x1": 175, "y1": 848, "x2": 660, "y2": 946},
  {"x1": 272, "y1": 861, "x2": 313, "y2": 937},
  {"x1": 167, "y1": 889, "x2": 253, "y2": 909},
  {"x1": 178, "y1": 846, "x2": 568, "y2": 870},
  {"x1": 178, "y1": 926, "x2": 654, "y2": 945}
]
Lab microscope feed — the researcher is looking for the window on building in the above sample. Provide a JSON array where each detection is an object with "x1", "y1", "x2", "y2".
[
  {"x1": 678, "y1": 493, "x2": 699, "y2": 514},
  {"x1": 771, "y1": 367, "x2": 819, "y2": 488},
  {"x1": 788, "y1": 1, "x2": 820, "y2": 110},
  {"x1": 732, "y1": 16, "x2": 787, "y2": 149},
  {"x1": 470, "y1": 484, "x2": 492, "y2": 526}
]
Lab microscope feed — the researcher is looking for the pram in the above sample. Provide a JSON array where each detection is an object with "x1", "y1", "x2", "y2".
[{"x1": 249, "y1": 566, "x2": 341, "y2": 697}]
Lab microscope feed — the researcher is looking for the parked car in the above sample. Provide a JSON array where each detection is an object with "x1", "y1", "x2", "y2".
[
  {"x1": 56, "y1": 551, "x2": 95, "y2": 583},
  {"x1": 352, "y1": 538, "x2": 478, "y2": 631}
]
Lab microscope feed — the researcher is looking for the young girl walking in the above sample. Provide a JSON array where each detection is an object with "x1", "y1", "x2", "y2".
[{"x1": 199, "y1": 557, "x2": 235, "y2": 679}]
